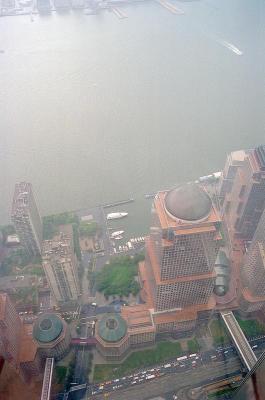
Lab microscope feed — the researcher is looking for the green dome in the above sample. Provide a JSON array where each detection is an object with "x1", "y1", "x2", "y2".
[
  {"x1": 98, "y1": 314, "x2": 127, "y2": 343},
  {"x1": 33, "y1": 313, "x2": 63, "y2": 343}
]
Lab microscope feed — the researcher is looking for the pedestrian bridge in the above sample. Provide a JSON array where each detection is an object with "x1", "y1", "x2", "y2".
[
  {"x1": 41, "y1": 357, "x2": 54, "y2": 400},
  {"x1": 221, "y1": 311, "x2": 257, "y2": 371},
  {"x1": 71, "y1": 337, "x2": 97, "y2": 346}
]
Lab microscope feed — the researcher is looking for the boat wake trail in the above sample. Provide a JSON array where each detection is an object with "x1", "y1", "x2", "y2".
[{"x1": 218, "y1": 40, "x2": 243, "y2": 56}]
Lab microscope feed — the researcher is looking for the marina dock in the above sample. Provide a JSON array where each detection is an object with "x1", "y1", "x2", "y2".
[{"x1": 103, "y1": 198, "x2": 134, "y2": 208}]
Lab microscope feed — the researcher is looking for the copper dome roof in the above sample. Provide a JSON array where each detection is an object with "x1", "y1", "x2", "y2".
[{"x1": 164, "y1": 183, "x2": 212, "y2": 221}]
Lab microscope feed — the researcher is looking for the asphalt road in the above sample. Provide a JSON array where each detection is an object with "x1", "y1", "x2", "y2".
[{"x1": 89, "y1": 358, "x2": 242, "y2": 400}]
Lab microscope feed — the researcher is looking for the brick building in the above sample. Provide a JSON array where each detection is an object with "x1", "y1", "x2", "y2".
[
  {"x1": 0, "y1": 293, "x2": 41, "y2": 383},
  {"x1": 42, "y1": 225, "x2": 80, "y2": 303},
  {"x1": 221, "y1": 145, "x2": 265, "y2": 247},
  {"x1": 11, "y1": 182, "x2": 42, "y2": 256}
]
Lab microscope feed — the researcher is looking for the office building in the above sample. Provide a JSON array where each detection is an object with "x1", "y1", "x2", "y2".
[
  {"x1": 96, "y1": 183, "x2": 222, "y2": 360},
  {"x1": 145, "y1": 183, "x2": 221, "y2": 327},
  {"x1": 0, "y1": 293, "x2": 41, "y2": 382},
  {"x1": 42, "y1": 225, "x2": 80, "y2": 303},
  {"x1": 0, "y1": 293, "x2": 22, "y2": 367},
  {"x1": 221, "y1": 145, "x2": 265, "y2": 246},
  {"x1": 219, "y1": 150, "x2": 247, "y2": 203},
  {"x1": 240, "y1": 208, "x2": 265, "y2": 312},
  {"x1": 11, "y1": 182, "x2": 42, "y2": 256}
]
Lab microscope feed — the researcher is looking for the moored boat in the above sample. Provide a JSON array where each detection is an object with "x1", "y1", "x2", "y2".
[{"x1": 107, "y1": 212, "x2": 128, "y2": 220}]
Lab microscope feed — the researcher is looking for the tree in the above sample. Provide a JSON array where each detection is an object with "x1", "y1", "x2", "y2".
[
  {"x1": 95, "y1": 255, "x2": 140, "y2": 297},
  {"x1": 0, "y1": 225, "x2": 15, "y2": 242}
]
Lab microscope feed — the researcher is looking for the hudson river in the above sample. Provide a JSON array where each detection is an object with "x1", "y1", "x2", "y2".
[{"x1": 0, "y1": 0, "x2": 264, "y2": 235}]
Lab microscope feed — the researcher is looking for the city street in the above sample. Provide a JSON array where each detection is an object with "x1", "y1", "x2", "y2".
[{"x1": 88, "y1": 357, "x2": 243, "y2": 400}]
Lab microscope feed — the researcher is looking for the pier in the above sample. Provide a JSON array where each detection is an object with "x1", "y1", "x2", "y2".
[
  {"x1": 103, "y1": 198, "x2": 134, "y2": 208},
  {"x1": 156, "y1": 0, "x2": 184, "y2": 15}
]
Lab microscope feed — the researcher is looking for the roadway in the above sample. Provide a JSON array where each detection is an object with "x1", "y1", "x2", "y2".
[
  {"x1": 73, "y1": 319, "x2": 91, "y2": 386},
  {"x1": 64, "y1": 335, "x2": 265, "y2": 400},
  {"x1": 88, "y1": 357, "x2": 243, "y2": 400}
]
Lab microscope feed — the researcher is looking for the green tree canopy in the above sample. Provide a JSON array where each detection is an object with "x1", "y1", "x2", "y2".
[{"x1": 95, "y1": 255, "x2": 140, "y2": 297}]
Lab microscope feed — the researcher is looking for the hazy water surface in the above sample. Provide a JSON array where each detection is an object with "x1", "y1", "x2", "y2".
[{"x1": 0, "y1": 0, "x2": 265, "y2": 234}]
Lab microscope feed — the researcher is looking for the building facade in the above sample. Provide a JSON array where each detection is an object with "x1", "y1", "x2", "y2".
[
  {"x1": 147, "y1": 183, "x2": 221, "y2": 318},
  {"x1": 11, "y1": 182, "x2": 42, "y2": 256},
  {"x1": 240, "y1": 208, "x2": 265, "y2": 312},
  {"x1": 0, "y1": 293, "x2": 41, "y2": 382},
  {"x1": 221, "y1": 145, "x2": 265, "y2": 247},
  {"x1": 96, "y1": 183, "x2": 221, "y2": 359},
  {"x1": 42, "y1": 225, "x2": 80, "y2": 303}
]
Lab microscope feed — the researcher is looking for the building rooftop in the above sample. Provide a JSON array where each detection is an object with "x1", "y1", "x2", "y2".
[
  {"x1": 230, "y1": 150, "x2": 246, "y2": 163},
  {"x1": 19, "y1": 326, "x2": 38, "y2": 363},
  {"x1": 154, "y1": 189, "x2": 221, "y2": 231},
  {"x1": 33, "y1": 313, "x2": 63, "y2": 343},
  {"x1": 98, "y1": 314, "x2": 127, "y2": 343},
  {"x1": 164, "y1": 183, "x2": 212, "y2": 222}
]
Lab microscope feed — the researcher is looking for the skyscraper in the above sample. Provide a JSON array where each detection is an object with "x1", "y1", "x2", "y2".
[
  {"x1": 0, "y1": 293, "x2": 22, "y2": 367},
  {"x1": 42, "y1": 225, "x2": 80, "y2": 303},
  {"x1": 240, "y1": 208, "x2": 265, "y2": 312},
  {"x1": 11, "y1": 182, "x2": 42, "y2": 256},
  {"x1": 0, "y1": 293, "x2": 41, "y2": 382},
  {"x1": 221, "y1": 145, "x2": 265, "y2": 246},
  {"x1": 95, "y1": 182, "x2": 222, "y2": 360},
  {"x1": 145, "y1": 183, "x2": 221, "y2": 333}
]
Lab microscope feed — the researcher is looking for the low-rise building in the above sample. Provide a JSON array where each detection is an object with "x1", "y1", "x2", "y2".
[{"x1": 32, "y1": 313, "x2": 71, "y2": 360}]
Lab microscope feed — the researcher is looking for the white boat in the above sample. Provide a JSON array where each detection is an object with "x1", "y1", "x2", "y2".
[
  {"x1": 111, "y1": 230, "x2": 124, "y2": 238},
  {"x1": 221, "y1": 40, "x2": 243, "y2": 56},
  {"x1": 107, "y1": 212, "x2": 128, "y2": 220},
  {"x1": 127, "y1": 242, "x2": 133, "y2": 249},
  {"x1": 114, "y1": 236, "x2": 123, "y2": 240}
]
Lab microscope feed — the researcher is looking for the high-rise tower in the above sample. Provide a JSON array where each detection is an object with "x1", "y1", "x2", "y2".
[
  {"x1": 11, "y1": 182, "x2": 42, "y2": 256},
  {"x1": 0, "y1": 293, "x2": 41, "y2": 382},
  {"x1": 42, "y1": 225, "x2": 80, "y2": 303},
  {"x1": 240, "y1": 208, "x2": 265, "y2": 312},
  {"x1": 221, "y1": 145, "x2": 265, "y2": 246},
  {"x1": 95, "y1": 182, "x2": 222, "y2": 359},
  {"x1": 145, "y1": 182, "x2": 222, "y2": 334}
]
